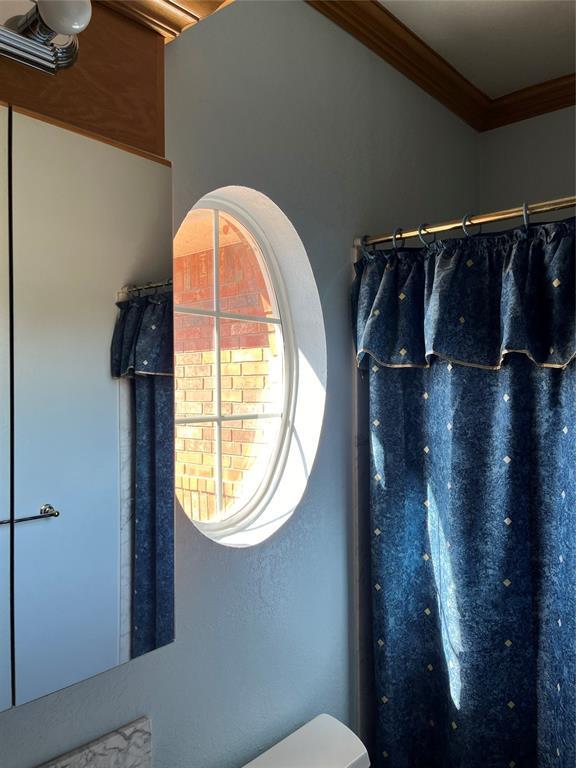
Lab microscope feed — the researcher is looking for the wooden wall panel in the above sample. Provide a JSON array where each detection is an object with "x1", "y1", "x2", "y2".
[{"x1": 0, "y1": 3, "x2": 164, "y2": 156}]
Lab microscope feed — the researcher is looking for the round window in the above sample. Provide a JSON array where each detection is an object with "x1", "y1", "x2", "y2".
[
  {"x1": 173, "y1": 187, "x2": 326, "y2": 547},
  {"x1": 174, "y1": 207, "x2": 295, "y2": 533}
]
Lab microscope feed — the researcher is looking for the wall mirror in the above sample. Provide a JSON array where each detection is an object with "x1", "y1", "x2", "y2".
[{"x1": 0, "y1": 106, "x2": 174, "y2": 711}]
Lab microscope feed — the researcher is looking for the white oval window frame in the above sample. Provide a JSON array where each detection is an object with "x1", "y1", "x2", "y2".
[{"x1": 180, "y1": 186, "x2": 327, "y2": 547}]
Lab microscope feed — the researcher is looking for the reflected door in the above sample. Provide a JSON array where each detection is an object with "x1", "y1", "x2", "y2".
[{"x1": 11, "y1": 112, "x2": 172, "y2": 705}]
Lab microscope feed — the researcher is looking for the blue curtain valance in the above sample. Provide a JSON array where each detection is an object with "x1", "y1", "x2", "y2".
[
  {"x1": 111, "y1": 292, "x2": 173, "y2": 378},
  {"x1": 353, "y1": 219, "x2": 575, "y2": 370}
]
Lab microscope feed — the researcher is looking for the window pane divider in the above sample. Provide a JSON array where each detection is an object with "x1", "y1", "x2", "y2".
[
  {"x1": 213, "y1": 210, "x2": 223, "y2": 516},
  {"x1": 174, "y1": 305, "x2": 281, "y2": 325},
  {"x1": 176, "y1": 413, "x2": 283, "y2": 426}
]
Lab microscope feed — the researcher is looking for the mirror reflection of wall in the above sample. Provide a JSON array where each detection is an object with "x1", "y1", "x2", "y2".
[{"x1": 0, "y1": 106, "x2": 174, "y2": 711}]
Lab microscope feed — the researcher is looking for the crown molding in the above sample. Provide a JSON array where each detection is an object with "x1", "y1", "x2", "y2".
[
  {"x1": 101, "y1": 0, "x2": 232, "y2": 42},
  {"x1": 307, "y1": 0, "x2": 575, "y2": 132},
  {"x1": 486, "y1": 74, "x2": 576, "y2": 131}
]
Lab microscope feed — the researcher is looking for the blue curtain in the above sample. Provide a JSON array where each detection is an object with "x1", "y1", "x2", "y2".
[
  {"x1": 111, "y1": 291, "x2": 174, "y2": 658},
  {"x1": 352, "y1": 219, "x2": 575, "y2": 767}
]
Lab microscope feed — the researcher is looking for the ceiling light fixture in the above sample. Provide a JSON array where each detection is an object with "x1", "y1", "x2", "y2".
[{"x1": 1, "y1": 0, "x2": 92, "y2": 73}]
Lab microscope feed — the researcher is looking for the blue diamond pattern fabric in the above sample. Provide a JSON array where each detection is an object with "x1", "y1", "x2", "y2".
[{"x1": 352, "y1": 219, "x2": 575, "y2": 768}]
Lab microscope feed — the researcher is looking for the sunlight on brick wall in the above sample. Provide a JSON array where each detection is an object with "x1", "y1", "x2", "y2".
[
  {"x1": 174, "y1": 209, "x2": 283, "y2": 523},
  {"x1": 174, "y1": 343, "x2": 282, "y2": 521}
]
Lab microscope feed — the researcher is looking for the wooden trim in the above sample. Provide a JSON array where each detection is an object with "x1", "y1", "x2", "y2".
[
  {"x1": 13, "y1": 107, "x2": 172, "y2": 167},
  {"x1": 485, "y1": 74, "x2": 576, "y2": 131},
  {"x1": 102, "y1": 0, "x2": 232, "y2": 42},
  {"x1": 0, "y1": 4, "x2": 165, "y2": 156},
  {"x1": 307, "y1": 0, "x2": 575, "y2": 132}
]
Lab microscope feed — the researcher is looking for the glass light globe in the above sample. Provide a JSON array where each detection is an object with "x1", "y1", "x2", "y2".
[{"x1": 37, "y1": 0, "x2": 92, "y2": 36}]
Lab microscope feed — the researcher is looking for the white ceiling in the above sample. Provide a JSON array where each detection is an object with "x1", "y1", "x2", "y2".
[{"x1": 381, "y1": 0, "x2": 575, "y2": 98}]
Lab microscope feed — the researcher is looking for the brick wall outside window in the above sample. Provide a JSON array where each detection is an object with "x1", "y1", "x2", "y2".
[{"x1": 174, "y1": 236, "x2": 283, "y2": 522}]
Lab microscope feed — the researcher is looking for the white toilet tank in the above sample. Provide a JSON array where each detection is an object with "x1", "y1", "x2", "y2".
[{"x1": 242, "y1": 714, "x2": 370, "y2": 768}]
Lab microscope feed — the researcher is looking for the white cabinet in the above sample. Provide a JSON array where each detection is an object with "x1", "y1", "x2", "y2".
[{"x1": 1, "y1": 109, "x2": 173, "y2": 708}]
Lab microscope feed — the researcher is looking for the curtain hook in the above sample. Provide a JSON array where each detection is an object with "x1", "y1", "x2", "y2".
[
  {"x1": 522, "y1": 202, "x2": 530, "y2": 231},
  {"x1": 462, "y1": 213, "x2": 482, "y2": 238},
  {"x1": 392, "y1": 227, "x2": 404, "y2": 251},
  {"x1": 418, "y1": 223, "x2": 436, "y2": 246}
]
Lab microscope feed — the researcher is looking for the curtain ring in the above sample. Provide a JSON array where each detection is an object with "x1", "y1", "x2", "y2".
[
  {"x1": 462, "y1": 213, "x2": 482, "y2": 238},
  {"x1": 418, "y1": 223, "x2": 436, "y2": 246},
  {"x1": 392, "y1": 227, "x2": 404, "y2": 251},
  {"x1": 522, "y1": 202, "x2": 530, "y2": 231},
  {"x1": 360, "y1": 235, "x2": 374, "y2": 261}
]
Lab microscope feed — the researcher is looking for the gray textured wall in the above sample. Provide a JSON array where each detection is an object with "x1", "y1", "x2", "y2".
[
  {"x1": 0, "y1": 2, "x2": 485, "y2": 766},
  {"x1": 477, "y1": 107, "x2": 575, "y2": 212}
]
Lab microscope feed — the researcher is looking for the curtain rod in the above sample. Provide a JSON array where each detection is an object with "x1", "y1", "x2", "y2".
[
  {"x1": 357, "y1": 196, "x2": 576, "y2": 247},
  {"x1": 121, "y1": 279, "x2": 172, "y2": 294},
  {"x1": 117, "y1": 279, "x2": 172, "y2": 301}
]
